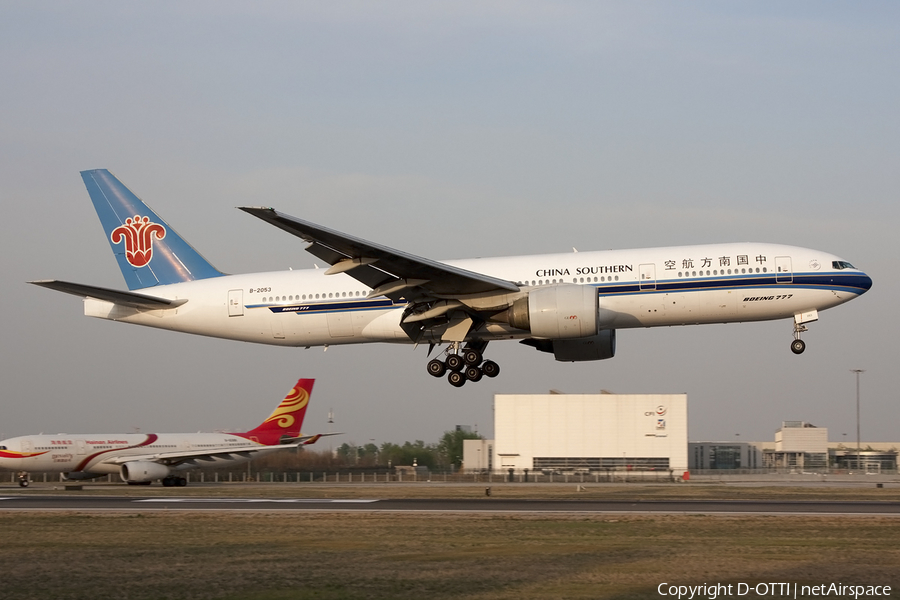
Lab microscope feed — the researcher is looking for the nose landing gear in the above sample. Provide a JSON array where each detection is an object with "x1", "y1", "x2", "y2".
[
  {"x1": 790, "y1": 310, "x2": 817, "y2": 355},
  {"x1": 791, "y1": 320, "x2": 808, "y2": 354},
  {"x1": 426, "y1": 342, "x2": 500, "y2": 387}
]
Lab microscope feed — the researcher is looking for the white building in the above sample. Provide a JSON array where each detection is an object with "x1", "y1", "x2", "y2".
[
  {"x1": 764, "y1": 421, "x2": 829, "y2": 469},
  {"x1": 775, "y1": 421, "x2": 828, "y2": 453},
  {"x1": 464, "y1": 393, "x2": 688, "y2": 474}
]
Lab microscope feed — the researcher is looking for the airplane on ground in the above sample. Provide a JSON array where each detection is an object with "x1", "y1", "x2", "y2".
[
  {"x1": 0, "y1": 378, "x2": 332, "y2": 487},
  {"x1": 32, "y1": 170, "x2": 872, "y2": 388}
]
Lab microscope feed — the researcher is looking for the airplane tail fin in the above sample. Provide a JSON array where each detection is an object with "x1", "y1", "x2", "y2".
[
  {"x1": 240, "y1": 379, "x2": 315, "y2": 445},
  {"x1": 81, "y1": 169, "x2": 225, "y2": 290}
]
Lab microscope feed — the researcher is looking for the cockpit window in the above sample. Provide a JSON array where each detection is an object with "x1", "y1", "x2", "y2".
[{"x1": 832, "y1": 261, "x2": 856, "y2": 270}]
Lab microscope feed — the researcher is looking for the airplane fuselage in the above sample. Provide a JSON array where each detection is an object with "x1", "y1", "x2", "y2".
[
  {"x1": 0, "y1": 432, "x2": 282, "y2": 479},
  {"x1": 81, "y1": 242, "x2": 870, "y2": 347}
]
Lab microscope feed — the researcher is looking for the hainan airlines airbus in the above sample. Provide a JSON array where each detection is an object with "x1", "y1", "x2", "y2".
[
  {"x1": 32, "y1": 170, "x2": 872, "y2": 388},
  {"x1": 0, "y1": 378, "x2": 331, "y2": 487}
]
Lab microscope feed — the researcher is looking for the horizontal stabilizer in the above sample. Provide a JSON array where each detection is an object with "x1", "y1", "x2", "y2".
[
  {"x1": 29, "y1": 280, "x2": 186, "y2": 310},
  {"x1": 283, "y1": 432, "x2": 342, "y2": 445}
]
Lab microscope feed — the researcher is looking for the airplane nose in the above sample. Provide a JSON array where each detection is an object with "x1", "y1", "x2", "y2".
[{"x1": 858, "y1": 272, "x2": 873, "y2": 293}]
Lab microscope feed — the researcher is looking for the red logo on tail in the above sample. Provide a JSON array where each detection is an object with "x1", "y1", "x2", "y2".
[
  {"x1": 111, "y1": 215, "x2": 166, "y2": 268},
  {"x1": 261, "y1": 385, "x2": 311, "y2": 430},
  {"x1": 238, "y1": 379, "x2": 315, "y2": 446}
]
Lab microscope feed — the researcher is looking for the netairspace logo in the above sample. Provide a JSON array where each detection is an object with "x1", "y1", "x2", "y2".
[{"x1": 658, "y1": 583, "x2": 892, "y2": 599}]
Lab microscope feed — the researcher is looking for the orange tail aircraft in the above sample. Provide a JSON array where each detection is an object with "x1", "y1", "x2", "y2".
[{"x1": 0, "y1": 378, "x2": 337, "y2": 487}]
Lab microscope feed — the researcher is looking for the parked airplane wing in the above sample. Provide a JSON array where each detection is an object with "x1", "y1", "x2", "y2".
[
  {"x1": 28, "y1": 280, "x2": 187, "y2": 309},
  {"x1": 103, "y1": 433, "x2": 339, "y2": 467},
  {"x1": 103, "y1": 446, "x2": 262, "y2": 466},
  {"x1": 239, "y1": 207, "x2": 519, "y2": 300},
  {"x1": 103, "y1": 439, "x2": 325, "y2": 468}
]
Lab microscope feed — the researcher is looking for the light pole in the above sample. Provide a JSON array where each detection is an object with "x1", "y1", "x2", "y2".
[{"x1": 851, "y1": 369, "x2": 865, "y2": 471}]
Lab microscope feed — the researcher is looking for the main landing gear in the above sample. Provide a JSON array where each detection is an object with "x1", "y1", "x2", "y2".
[
  {"x1": 162, "y1": 476, "x2": 188, "y2": 487},
  {"x1": 427, "y1": 342, "x2": 500, "y2": 388}
]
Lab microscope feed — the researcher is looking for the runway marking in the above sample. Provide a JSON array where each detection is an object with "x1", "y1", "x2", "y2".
[{"x1": 133, "y1": 498, "x2": 379, "y2": 504}]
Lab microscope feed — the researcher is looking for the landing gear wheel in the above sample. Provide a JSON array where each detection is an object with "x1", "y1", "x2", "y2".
[
  {"x1": 465, "y1": 366, "x2": 483, "y2": 382},
  {"x1": 445, "y1": 354, "x2": 465, "y2": 372},
  {"x1": 462, "y1": 348, "x2": 483, "y2": 366},
  {"x1": 427, "y1": 359, "x2": 447, "y2": 378},
  {"x1": 18, "y1": 478, "x2": 28, "y2": 488},
  {"x1": 177, "y1": 477, "x2": 187, "y2": 487},
  {"x1": 448, "y1": 371, "x2": 466, "y2": 387},
  {"x1": 791, "y1": 339, "x2": 806, "y2": 355},
  {"x1": 481, "y1": 360, "x2": 500, "y2": 378}
]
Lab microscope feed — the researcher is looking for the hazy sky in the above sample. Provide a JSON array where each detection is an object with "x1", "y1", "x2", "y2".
[{"x1": 2, "y1": 2, "x2": 897, "y2": 448}]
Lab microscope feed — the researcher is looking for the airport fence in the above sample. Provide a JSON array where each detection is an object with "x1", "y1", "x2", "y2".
[
  {"x1": 13, "y1": 467, "x2": 897, "y2": 486},
  {"x1": 687, "y1": 467, "x2": 899, "y2": 476},
  {"x1": 10, "y1": 468, "x2": 684, "y2": 485}
]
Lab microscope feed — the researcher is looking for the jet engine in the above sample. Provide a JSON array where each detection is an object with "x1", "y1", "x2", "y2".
[
  {"x1": 120, "y1": 461, "x2": 171, "y2": 484},
  {"x1": 521, "y1": 329, "x2": 616, "y2": 362},
  {"x1": 507, "y1": 285, "x2": 599, "y2": 339}
]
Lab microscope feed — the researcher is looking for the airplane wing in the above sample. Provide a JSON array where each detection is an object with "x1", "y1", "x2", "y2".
[
  {"x1": 104, "y1": 445, "x2": 264, "y2": 466},
  {"x1": 238, "y1": 207, "x2": 520, "y2": 300},
  {"x1": 29, "y1": 280, "x2": 187, "y2": 310},
  {"x1": 103, "y1": 434, "x2": 337, "y2": 468}
]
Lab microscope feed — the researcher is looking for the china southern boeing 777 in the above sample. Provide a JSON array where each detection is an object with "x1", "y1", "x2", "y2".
[{"x1": 32, "y1": 170, "x2": 872, "y2": 387}]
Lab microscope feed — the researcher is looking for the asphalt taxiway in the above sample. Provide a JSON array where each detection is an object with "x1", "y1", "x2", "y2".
[{"x1": 2, "y1": 494, "x2": 900, "y2": 516}]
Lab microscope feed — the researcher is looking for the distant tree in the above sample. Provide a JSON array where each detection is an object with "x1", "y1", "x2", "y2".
[
  {"x1": 245, "y1": 447, "x2": 342, "y2": 471},
  {"x1": 241, "y1": 430, "x2": 481, "y2": 473},
  {"x1": 379, "y1": 440, "x2": 438, "y2": 469},
  {"x1": 437, "y1": 429, "x2": 483, "y2": 471},
  {"x1": 336, "y1": 442, "x2": 355, "y2": 463},
  {"x1": 362, "y1": 443, "x2": 378, "y2": 456}
]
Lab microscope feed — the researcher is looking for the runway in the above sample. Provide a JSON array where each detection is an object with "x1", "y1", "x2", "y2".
[{"x1": 2, "y1": 494, "x2": 900, "y2": 515}]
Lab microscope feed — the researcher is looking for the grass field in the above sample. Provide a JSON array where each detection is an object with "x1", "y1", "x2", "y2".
[
  {"x1": 1, "y1": 484, "x2": 899, "y2": 600},
  {"x1": 10, "y1": 480, "x2": 900, "y2": 500}
]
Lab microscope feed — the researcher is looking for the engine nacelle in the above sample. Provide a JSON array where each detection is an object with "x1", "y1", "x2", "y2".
[
  {"x1": 551, "y1": 329, "x2": 616, "y2": 361},
  {"x1": 507, "y1": 285, "x2": 598, "y2": 339},
  {"x1": 521, "y1": 330, "x2": 616, "y2": 362},
  {"x1": 120, "y1": 461, "x2": 171, "y2": 483}
]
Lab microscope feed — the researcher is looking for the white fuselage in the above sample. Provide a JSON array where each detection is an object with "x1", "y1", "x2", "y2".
[
  {"x1": 0, "y1": 432, "x2": 274, "y2": 478},
  {"x1": 80, "y1": 243, "x2": 869, "y2": 347}
]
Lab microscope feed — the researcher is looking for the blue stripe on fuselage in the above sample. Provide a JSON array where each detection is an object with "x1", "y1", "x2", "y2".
[
  {"x1": 246, "y1": 298, "x2": 400, "y2": 314},
  {"x1": 595, "y1": 272, "x2": 870, "y2": 297}
]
